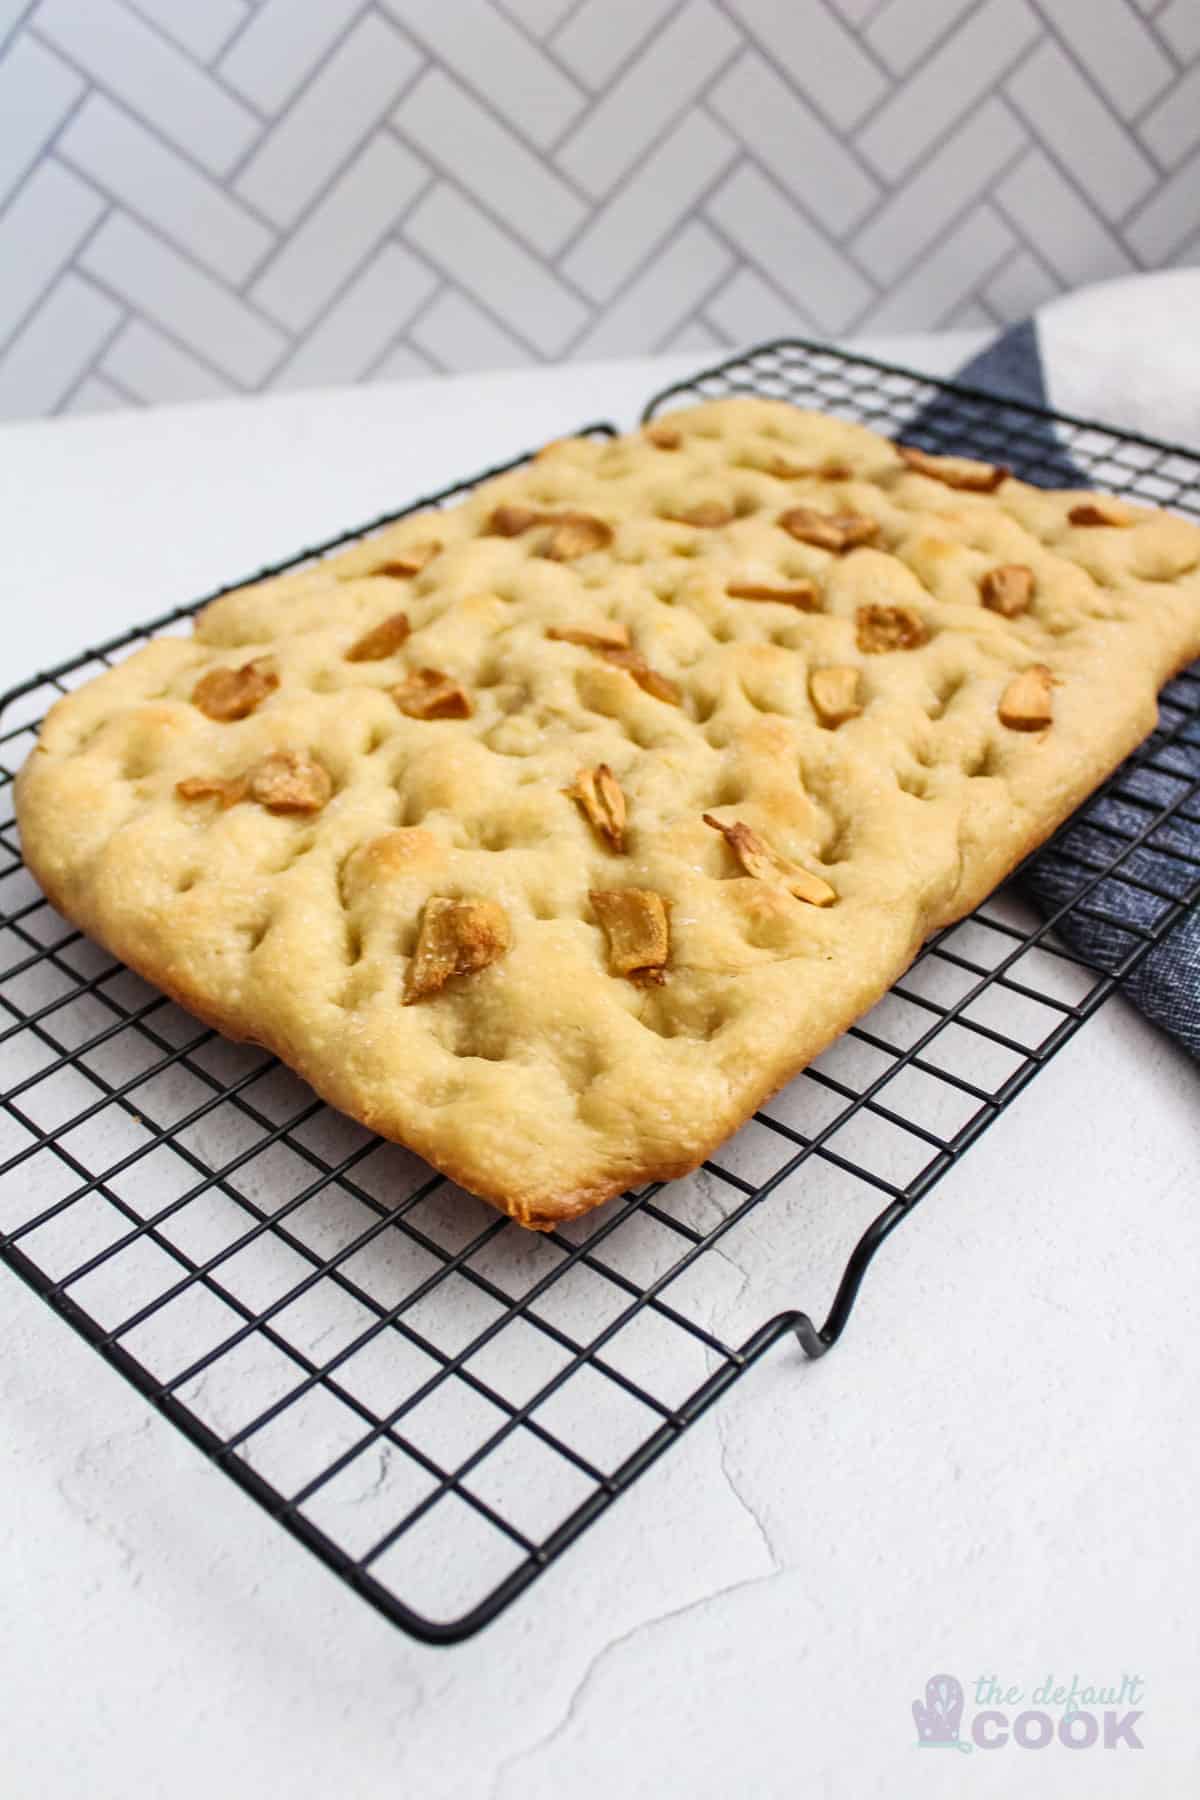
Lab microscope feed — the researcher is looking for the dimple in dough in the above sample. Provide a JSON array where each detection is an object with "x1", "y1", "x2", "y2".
[{"x1": 16, "y1": 398, "x2": 1200, "y2": 1226}]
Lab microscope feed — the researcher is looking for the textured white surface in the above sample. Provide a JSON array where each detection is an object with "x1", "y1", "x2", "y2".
[
  {"x1": 3, "y1": 0, "x2": 1200, "y2": 419},
  {"x1": 2, "y1": 342, "x2": 1198, "y2": 1798}
]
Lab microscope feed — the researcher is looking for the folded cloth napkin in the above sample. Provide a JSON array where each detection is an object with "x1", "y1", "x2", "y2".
[{"x1": 911, "y1": 273, "x2": 1200, "y2": 1056}]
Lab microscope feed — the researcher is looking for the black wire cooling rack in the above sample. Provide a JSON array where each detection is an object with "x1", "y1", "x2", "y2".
[{"x1": 2, "y1": 342, "x2": 1199, "y2": 1646}]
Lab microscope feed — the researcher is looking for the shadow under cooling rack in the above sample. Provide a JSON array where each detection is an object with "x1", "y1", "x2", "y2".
[{"x1": 2, "y1": 344, "x2": 1199, "y2": 1644}]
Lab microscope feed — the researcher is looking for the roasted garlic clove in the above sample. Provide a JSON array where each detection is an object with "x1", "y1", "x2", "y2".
[
  {"x1": 897, "y1": 445, "x2": 1008, "y2": 492},
  {"x1": 547, "y1": 621, "x2": 631, "y2": 651},
  {"x1": 177, "y1": 749, "x2": 331, "y2": 814},
  {"x1": 1068, "y1": 500, "x2": 1135, "y2": 527},
  {"x1": 365, "y1": 541, "x2": 440, "y2": 578},
  {"x1": 663, "y1": 501, "x2": 734, "y2": 528},
  {"x1": 768, "y1": 457, "x2": 853, "y2": 481},
  {"x1": 726, "y1": 579, "x2": 821, "y2": 611},
  {"x1": 539, "y1": 512, "x2": 614, "y2": 560},
  {"x1": 599, "y1": 646, "x2": 683, "y2": 706},
  {"x1": 192, "y1": 658, "x2": 279, "y2": 722},
  {"x1": 345, "y1": 610, "x2": 411, "y2": 661},
  {"x1": 404, "y1": 897, "x2": 510, "y2": 1002},
  {"x1": 856, "y1": 603, "x2": 929, "y2": 653},
  {"x1": 176, "y1": 774, "x2": 247, "y2": 808},
  {"x1": 590, "y1": 888, "x2": 669, "y2": 984},
  {"x1": 567, "y1": 763, "x2": 626, "y2": 852},
  {"x1": 703, "y1": 815, "x2": 836, "y2": 906},
  {"x1": 488, "y1": 503, "x2": 545, "y2": 537},
  {"x1": 779, "y1": 506, "x2": 878, "y2": 552},
  {"x1": 980, "y1": 565, "x2": 1034, "y2": 619},
  {"x1": 246, "y1": 750, "x2": 332, "y2": 813},
  {"x1": 392, "y1": 668, "x2": 473, "y2": 720},
  {"x1": 998, "y1": 664, "x2": 1055, "y2": 731},
  {"x1": 808, "y1": 665, "x2": 863, "y2": 728}
]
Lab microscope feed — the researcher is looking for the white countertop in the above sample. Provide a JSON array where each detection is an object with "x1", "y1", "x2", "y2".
[{"x1": 3, "y1": 338, "x2": 1197, "y2": 1800}]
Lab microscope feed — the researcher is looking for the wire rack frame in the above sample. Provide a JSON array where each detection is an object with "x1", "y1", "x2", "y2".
[{"x1": 1, "y1": 348, "x2": 1198, "y2": 1647}]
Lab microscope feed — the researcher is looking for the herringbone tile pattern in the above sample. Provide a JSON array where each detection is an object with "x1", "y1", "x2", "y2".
[{"x1": 0, "y1": 0, "x2": 1196, "y2": 418}]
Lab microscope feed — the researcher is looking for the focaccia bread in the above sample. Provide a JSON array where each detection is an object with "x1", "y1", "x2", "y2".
[{"x1": 16, "y1": 398, "x2": 1200, "y2": 1226}]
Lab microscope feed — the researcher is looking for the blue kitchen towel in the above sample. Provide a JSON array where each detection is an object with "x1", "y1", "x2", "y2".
[{"x1": 910, "y1": 277, "x2": 1200, "y2": 1056}]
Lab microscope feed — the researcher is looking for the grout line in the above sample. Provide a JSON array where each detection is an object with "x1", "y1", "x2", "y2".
[
  {"x1": 545, "y1": 22, "x2": 747, "y2": 284},
  {"x1": 387, "y1": 116, "x2": 585, "y2": 273},
  {"x1": 51, "y1": 137, "x2": 265, "y2": 291},
  {"x1": 63, "y1": 260, "x2": 247, "y2": 396},
  {"x1": 978, "y1": 235, "x2": 1059, "y2": 321},
  {"x1": 696, "y1": 203, "x2": 821, "y2": 333},
  {"x1": 50, "y1": 292, "x2": 132, "y2": 414},
  {"x1": 22, "y1": 24, "x2": 283, "y2": 233},
  {"x1": 650, "y1": 260, "x2": 736, "y2": 354},
  {"x1": 0, "y1": 0, "x2": 37, "y2": 58},
  {"x1": 203, "y1": 0, "x2": 258, "y2": 70},
  {"x1": 835, "y1": 0, "x2": 1026, "y2": 176},
  {"x1": 0, "y1": 184, "x2": 114, "y2": 363},
  {"x1": 547, "y1": 0, "x2": 591, "y2": 40},
  {"x1": 699, "y1": 213, "x2": 821, "y2": 334},
  {"x1": 263, "y1": 219, "x2": 443, "y2": 387},
  {"x1": 845, "y1": 118, "x2": 1033, "y2": 303},
  {"x1": 233, "y1": 75, "x2": 433, "y2": 293},
  {"x1": 0, "y1": 66, "x2": 93, "y2": 228},
  {"x1": 116, "y1": 0, "x2": 269, "y2": 121},
  {"x1": 359, "y1": 295, "x2": 444, "y2": 382},
  {"x1": 552, "y1": 124, "x2": 740, "y2": 319},
  {"x1": 394, "y1": 5, "x2": 590, "y2": 170},
  {"x1": 1006, "y1": 8, "x2": 1168, "y2": 208},
  {"x1": 248, "y1": 173, "x2": 442, "y2": 387},
  {"x1": 556, "y1": 207, "x2": 732, "y2": 360},
  {"x1": 493, "y1": 0, "x2": 595, "y2": 89},
  {"x1": 220, "y1": 0, "x2": 373, "y2": 181},
  {"x1": 390, "y1": 55, "x2": 599, "y2": 214},
  {"x1": 542, "y1": 0, "x2": 690, "y2": 164}
]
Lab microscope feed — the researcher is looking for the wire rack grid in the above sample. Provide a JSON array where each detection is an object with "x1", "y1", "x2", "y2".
[{"x1": 1, "y1": 344, "x2": 1198, "y2": 1645}]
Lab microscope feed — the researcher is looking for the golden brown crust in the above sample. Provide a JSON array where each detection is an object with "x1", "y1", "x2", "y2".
[{"x1": 15, "y1": 397, "x2": 1200, "y2": 1228}]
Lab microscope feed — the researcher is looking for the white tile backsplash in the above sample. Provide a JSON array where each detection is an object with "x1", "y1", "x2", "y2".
[
  {"x1": 404, "y1": 180, "x2": 587, "y2": 354},
  {"x1": 852, "y1": 98, "x2": 1025, "y2": 285},
  {"x1": 555, "y1": 0, "x2": 738, "y2": 199},
  {"x1": 102, "y1": 316, "x2": 234, "y2": 403},
  {"x1": 218, "y1": 0, "x2": 365, "y2": 114},
  {"x1": 248, "y1": 133, "x2": 427, "y2": 333},
  {"x1": 551, "y1": 0, "x2": 680, "y2": 93},
  {"x1": 396, "y1": 66, "x2": 586, "y2": 258},
  {"x1": 272, "y1": 241, "x2": 437, "y2": 389},
  {"x1": 0, "y1": 0, "x2": 1197, "y2": 418},
  {"x1": 707, "y1": 162, "x2": 873, "y2": 331},
  {"x1": 82, "y1": 212, "x2": 286, "y2": 382},
  {"x1": 562, "y1": 109, "x2": 736, "y2": 304},
  {"x1": 1005, "y1": 39, "x2": 1157, "y2": 221},
  {"x1": 58, "y1": 95, "x2": 272, "y2": 284},
  {"x1": 234, "y1": 13, "x2": 420, "y2": 230},
  {"x1": 857, "y1": 0, "x2": 1040, "y2": 180},
  {"x1": 1035, "y1": 0, "x2": 1173, "y2": 118},
  {"x1": 866, "y1": 0, "x2": 980, "y2": 79},
  {"x1": 0, "y1": 34, "x2": 82, "y2": 211},
  {"x1": 724, "y1": 0, "x2": 888, "y2": 131},
  {"x1": 126, "y1": 0, "x2": 249, "y2": 64},
  {"x1": 995, "y1": 147, "x2": 1134, "y2": 287},
  {"x1": 34, "y1": 0, "x2": 259, "y2": 177},
  {"x1": 0, "y1": 271, "x2": 120, "y2": 414},
  {"x1": 709, "y1": 50, "x2": 880, "y2": 234},
  {"x1": 379, "y1": 0, "x2": 584, "y2": 150},
  {"x1": 0, "y1": 159, "x2": 104, "y2": 344},
  {"x1": 570, "y1": 218, "x2": 732, "y2": 357}
]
